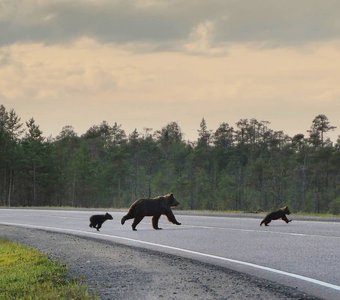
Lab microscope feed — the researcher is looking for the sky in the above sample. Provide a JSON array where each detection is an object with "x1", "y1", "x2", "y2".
[{"x1": 0, "y1": 0, "x2": 339, "y2": 142}]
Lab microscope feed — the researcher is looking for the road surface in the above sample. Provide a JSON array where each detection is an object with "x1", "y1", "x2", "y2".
[{"x1": 0, "y1": 208, "x2": 339, "y2": 299}]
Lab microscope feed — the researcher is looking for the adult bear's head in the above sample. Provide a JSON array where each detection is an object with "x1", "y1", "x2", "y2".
[{"x1": 165, "y1": 193, "x2": 180, "y2": 207}]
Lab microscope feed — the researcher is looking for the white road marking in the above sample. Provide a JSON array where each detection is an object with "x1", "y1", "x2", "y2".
[
  {"x1": 1, "y1": 221, "x2": 340, "y2": 293},
  {"x1": 178, "y1": 224, "x2": 340, "y2": 239}
]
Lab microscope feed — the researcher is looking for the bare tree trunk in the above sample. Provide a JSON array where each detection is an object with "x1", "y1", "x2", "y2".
[
  {"x1": 301, "y1": 156, "x2": 307, "y2": 210},
  {"x1": 147, "y1": 176, "x2": 151, "y2": 198},
  {"x1": 133, "y1": 158, "x2": 139, "y2": 199},
  {"x1": 72, "y1": 172, "x2": 76, "y2": 207},
  {"x1": 7, "y1": 169, "x2": 12, "y2": 207},
  {"x1": 3, "y1": 168, "x2": 7, "y2": 206},
  {"x1": 117, "y1": 178, "x2": 121, "y2": 207},
  {"x1": 189, "y1": 165, "x2": 195, "y2": 209},
  {"x1": 33, "y1": 163, "x2": 36, "y2": 206},
  {"x1": 314, "y1": 191, "x2": 320, "y2": 214},
  {"x1": 237, "y1": 167, "x2": 244, "y2": 210}
]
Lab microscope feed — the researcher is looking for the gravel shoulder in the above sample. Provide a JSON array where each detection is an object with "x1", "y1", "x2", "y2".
[{"x1": 0, "y1": 225, "x2": 321, "y2": 300}]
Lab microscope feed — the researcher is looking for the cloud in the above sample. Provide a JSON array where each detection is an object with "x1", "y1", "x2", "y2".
[
  {"x1": 0, "y1": 49, "x2": 12, "y2": 65},
  {"x1": 0, "y1": 1, "x2": 339, "y2": 141},
  {"x1": 184, "y1": 20, "x2": 228, "y2": 56},
  {"x1": 0, "y1": 0, "x2": 184, "y2": 46},
  {"x1": 2, "y1": 38, "x2": 340, "y2": 110},
  {"x1": 1, "y1": 0, "x2": 340, "y2": 49}
]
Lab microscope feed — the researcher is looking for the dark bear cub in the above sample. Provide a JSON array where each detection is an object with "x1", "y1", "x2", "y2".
[
  {"x1": 260, "y1": 206, "x2": 292, "y2": 226},
  {"x1": 121, "y1": 193, "x2": 181, "y2": 231},
  {"x1": 89, "y1": 212, "x2": 113, "y2": 231}
]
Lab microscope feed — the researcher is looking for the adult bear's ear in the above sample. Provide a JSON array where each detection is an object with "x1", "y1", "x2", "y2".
[{"x1": 170, "y1": 193, "x2": 174, "y2": 197}]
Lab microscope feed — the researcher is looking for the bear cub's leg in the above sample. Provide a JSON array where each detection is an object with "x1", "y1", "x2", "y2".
[
  {"x1": 96, "y1": 223, "x2": 102, "y2": 231},
  {"x1": 282, "y1": 215, "x2": 292, "y2": 223}
]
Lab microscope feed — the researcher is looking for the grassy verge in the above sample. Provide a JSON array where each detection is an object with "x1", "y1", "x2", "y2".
[{"x1": 0, "y1": 239, "x2": 97, "y2": 300}]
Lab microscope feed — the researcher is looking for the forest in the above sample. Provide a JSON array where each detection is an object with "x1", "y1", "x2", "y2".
[{"x1": 0, "y1": 104, "x2": 339, "y2": 214}]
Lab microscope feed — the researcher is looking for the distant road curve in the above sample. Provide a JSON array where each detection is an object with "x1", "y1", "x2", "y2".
[{"x1": 1, "y1": 208, "x2": 340, "y2": 299}]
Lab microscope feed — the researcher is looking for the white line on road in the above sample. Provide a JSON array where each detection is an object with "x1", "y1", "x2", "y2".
[
  {"x1": 179, "y1": 223, "x2": 340, "y2": 239},
  {"x1": 1, "y1": 221, "x2": 340, "y2": 293}
]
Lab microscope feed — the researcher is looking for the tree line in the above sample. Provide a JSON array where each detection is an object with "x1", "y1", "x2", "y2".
[{"x1": 1, "y1": 104, "x2": 339, "y2": 214}]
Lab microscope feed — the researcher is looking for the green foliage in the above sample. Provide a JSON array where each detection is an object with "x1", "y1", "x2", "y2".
[
  {"x1": 0, "y1": 105, "x2": 339, "y2": 214},
  {"x1": 329, "y1": 197, "x2": 340, "y2": 215},
  {"x1": 0, "y1": 240, "x2": 96, "y2": 299}
]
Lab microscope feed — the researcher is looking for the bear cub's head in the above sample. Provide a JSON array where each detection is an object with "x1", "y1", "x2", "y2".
[
  {"x1": 166, "y1": 193, "x2": 180, "y2": 207},
  {"x1": 281, "y1": 206, "x2": 290, "y2": 215},
  {"x1": 105, "y1": 213, "x2": 113, "y2": 220}
]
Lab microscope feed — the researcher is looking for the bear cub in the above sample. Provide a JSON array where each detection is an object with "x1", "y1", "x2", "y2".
[
  {"x1": 260, "y1": 206, "x2": 292, "y2": 226},
  {"x1": 89, "y1": 212, "x2": 113, "y2": 231},
  {"x1": 121, "y1": 193, "x2": 181, "y2": 231}
]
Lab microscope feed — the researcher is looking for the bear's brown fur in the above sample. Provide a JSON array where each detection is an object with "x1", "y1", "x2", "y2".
[
  {"x1": 260, "y1": 206, "x2": 291, "y2": 226},
  {"x1": 121, "y1": 193, "x2": 181, "y2": 231},
  {"x1": 89, "y1": 212, "x2": 113, "y2": 231}
]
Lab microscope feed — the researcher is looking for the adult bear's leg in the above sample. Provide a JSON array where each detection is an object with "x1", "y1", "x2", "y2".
[
  {"x1": 152, "y1": 214, "x2": 162, "y2": 230},
  {"x1": 166, "y1": 210, "x2": 181, "y2": 225},
  {"x1": 132, "y1": 216, "x2": 144, "y2": 231},
  {"x1": 121, "y1": 213, "x2": 134, "y2": 225}
]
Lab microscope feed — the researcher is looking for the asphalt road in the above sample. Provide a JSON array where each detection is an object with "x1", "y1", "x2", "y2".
[{"x1": 1, "y1": 208, "x2": 339, "y2": 299}]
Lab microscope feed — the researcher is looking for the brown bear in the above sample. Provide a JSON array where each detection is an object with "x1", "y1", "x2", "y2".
[
  {"x1": 260, "y1": 206, "x2": 292, "y2": 226},
  {"x1": 121, "y1": 193, "x2": 181, "y2": 231},
  {"x1": 89, "y1": 212, "x2": 113, "y2": 231}
]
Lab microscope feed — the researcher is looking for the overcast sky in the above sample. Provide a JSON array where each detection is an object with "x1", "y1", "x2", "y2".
[{"x1": 1, "y1": 0, "x2": 339, "y2": 141}]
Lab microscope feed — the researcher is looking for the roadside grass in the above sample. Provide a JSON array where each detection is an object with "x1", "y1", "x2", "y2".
[{"x1": 0, "y1": 239, "x2": 97, "y2": 300}]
